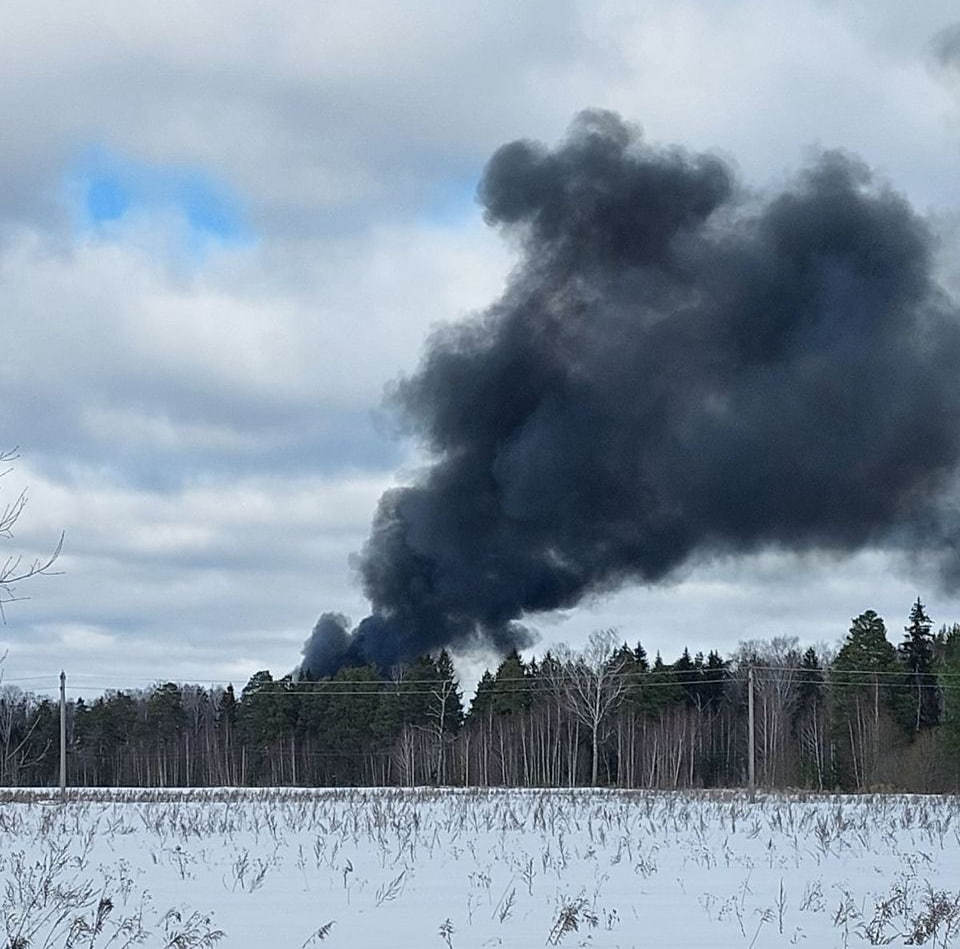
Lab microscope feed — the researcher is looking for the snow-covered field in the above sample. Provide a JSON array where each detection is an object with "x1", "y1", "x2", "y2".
[{"x1": 3, "y1": 787, "x2": 960, "y2": 948}]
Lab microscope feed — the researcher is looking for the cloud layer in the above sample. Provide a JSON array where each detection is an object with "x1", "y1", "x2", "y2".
[{"x1": 3, "y1": 0, "x2": 960, "y2": 688}]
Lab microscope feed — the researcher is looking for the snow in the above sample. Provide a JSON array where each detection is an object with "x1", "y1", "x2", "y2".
[{"x1": 3, "y1": 787, "x2": 960, "y2": 947}]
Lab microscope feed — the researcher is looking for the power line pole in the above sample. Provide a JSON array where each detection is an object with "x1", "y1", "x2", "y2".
[
  {"x1": 747, "y1": 665, "x2": 755, "y2": 798},
  {"x1": 59, "y1": 670, "x2": 66, "y2": 802}
]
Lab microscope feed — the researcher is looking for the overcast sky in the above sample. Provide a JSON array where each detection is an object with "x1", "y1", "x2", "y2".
[{"x1": 3, "y1": 0, "x2": 960, "y2": 697}]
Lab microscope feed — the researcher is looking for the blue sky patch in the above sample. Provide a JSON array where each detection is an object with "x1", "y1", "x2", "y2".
[
  {"x1": 68, "y1": 146, "x2": 251, "y2": 243},
  {"x1": 85, "y1": 174, "x2": 130, "y2": 221},
  {"x1": 418, "y1": 170, "x2": 483, "y2": 227}
]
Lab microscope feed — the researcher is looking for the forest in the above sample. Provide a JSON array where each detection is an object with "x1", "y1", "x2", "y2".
[{"x1": 3, "y1": 599, "x2": 960, "y2": 792}]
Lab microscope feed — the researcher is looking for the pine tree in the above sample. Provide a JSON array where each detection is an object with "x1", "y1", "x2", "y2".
[
  {"x1": 146, "y1": 683, "x2": 186, "y2": 785},
  {"x1": 633, "y1": 642, "x2": 649, "y2": 671},
  {"x1": 797, "y1": 647, "x2": 824, "y2": 708},
  {"x1": 433, "y1": 650, "x2": 464, "y2": 735},
  {"x1": 673, "y1": 647, "x2": 698, "y2": 707},
  {"x1": 637, "y1": 651, "x2": 683, "y2": 714},
  {"x1": 467, "y1": 671, "x2": 496, "y2": 722},
  {"x1": 491, "y1": 649, "x2": 530, "y2": 716},
  {"x1": 216, "y1": 685, "x2": 238, "y2": 784},
  {"x1": 936, "y1": 624, "x2": 960, "y2": 785},
  {"x1": 831, "y1": 610, "x2": 901, "y2": 788},
  {"x1": 325, "y1": 665, "x2": 382, "y2": 784},
  {"x1": 793, "y1": 647, "x2": 826, "y2": 789},
  {"x1": 609, "y1": 642, "x2": 645, "y2": 711},
  {"x1": 685, "y1": 650, "x2": 729, "y2": 715},
  {"x1": 899, "y1": 597, "x2": 940, "y2": 731}
]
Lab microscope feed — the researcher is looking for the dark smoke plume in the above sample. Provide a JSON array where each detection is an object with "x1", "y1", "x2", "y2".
[{"x1": 300, "y1": 110, "x2": 960, "y2": 677}]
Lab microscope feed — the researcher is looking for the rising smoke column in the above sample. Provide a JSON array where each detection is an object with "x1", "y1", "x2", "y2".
[{"x1": 301, "y1": 110, "x2": 960, "y2": 677}]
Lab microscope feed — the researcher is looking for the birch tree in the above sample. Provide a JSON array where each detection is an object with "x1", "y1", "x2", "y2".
[{"x1": 548, "y1": 629, "x2": 628, "y2": 786}]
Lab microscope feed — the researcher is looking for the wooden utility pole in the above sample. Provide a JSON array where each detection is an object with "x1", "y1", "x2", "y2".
[
  {"x1": 747, "y1": 665, "x2": 755, "y2": 797},
  {"x1": 59, "y1": 670, "x2": 66, "y2": 801}
]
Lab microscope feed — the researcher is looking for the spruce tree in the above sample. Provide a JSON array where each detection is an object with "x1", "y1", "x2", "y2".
[
  {"x1": 899, "y1": 597, "x2": 940, "y2": 730},
  {"x1": 797, "y1": 646, "x2": 824, "y2": 708},
  {"x1": 673, "y1": 647, "x2": 698, "y2": 707},
  {"x1": 937, "y1": 624, "x2": 960, "y2": 784},
  {"x1": 702, "y1": 650, "x2": 729, "y2": 711},
  {"x1": 831, "y1": 611, "x2": 901, "y2": 787},
  {"x1": 491, "y1": 649, "x2": 530, "y2": 716}
]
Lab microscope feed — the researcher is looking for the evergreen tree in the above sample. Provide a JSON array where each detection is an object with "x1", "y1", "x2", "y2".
[
  {"x1": 793, "y1": 646, "x2": 826, "y2": 788},
  {"x1": 673, "y1": 647, "x2": 698, "y2": 707},
  {"x1": 467, "y1": 671, "x2": 496, "y2": 723},
  {"x1": 609, "y1": 642, "x2": 644, "y2": 713},
  {"x1": 433, "y1": 649, "x2": 464, "y2": 735},
  {"x1": 491, "y1": 649, "x2": 531, "y2": 716},
  {"x1": 238, "y1": 671, "x2": 284, "y2": 782},
  {"x1": 239, "y1": 671, "x2": 282, "y2": 748},
  {"x1": 698, "y1": 650, "x2": 729, "y2": 712},
  {"x1": 322, "y1": 665, "x2": 383, "y2": 783},
  {"x1": 636, "y1": 650, "x2": 683, "y2": 714},
  {"x1": 832, "y1": 611, "x2": 904, "y2": 788},
  {"x1": 899, "y1": 597, "x2": 940, "y2": 730},
  {"x1": 797, "y1": 646, "x2": 824, "y2": 709},
  {"x1": 146, "y1": 683, "x2": 186, "y2": 785},
  {"x1": 633, "y1": 642, "x2": 649, "y2": 671},
  {"x1": 835, "y1": 611, "x2": 896, "y2": 670},
  {"x1": 216, "y1": 685, "x2": 238, "y2": 784},
  {"x1": 936, "y1": 624, "x2": 960, "y2": 785}
]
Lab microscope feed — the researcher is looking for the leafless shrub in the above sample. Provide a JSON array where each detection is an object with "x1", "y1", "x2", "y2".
[
  {"x1": 158, "y1": 908, "x2": 224, "y2": 948},
  {"x1": 799, "y1": 879, "x2": 825, "y2": 913},
  {"x1": 1, "y1": 832, "x2": 222, "y2": 949},
  {"x1": 858, "y1": 879, "x2": 910, "y2": 945},
  {"x1": 546, "y1": 896, "x2": 598, "y2": 945},
  {"x1": 832, "y1": 886, "x2": 860, "y2": 949},
  {"x1": 495, "y1": 887, "x2": 515, "y2": 924},
  {"x1": 516, "y1": 856, "x2": 535, "y2": 895},
  {"x1": 374, "y1": 871, "x2": 405, "y2": 906},
  {"x1": 749, "y1": 908, "x2": 775, "y2": 949},
  {"x1": 905, "y1": 887, "x2": 960, "y2": 947},
  {"x1": 301, "y1": 921, "x2": 335, "y2": 946}
]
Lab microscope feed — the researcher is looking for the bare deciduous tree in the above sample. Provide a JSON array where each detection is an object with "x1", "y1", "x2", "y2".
[{"x1": 547, "y1": 629, "x2": 628, "y2": 787}]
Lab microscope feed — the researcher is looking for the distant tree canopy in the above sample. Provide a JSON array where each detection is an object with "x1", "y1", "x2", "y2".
[{"x1": 2, "y1": 599, "x2": 958, "y2": 791}]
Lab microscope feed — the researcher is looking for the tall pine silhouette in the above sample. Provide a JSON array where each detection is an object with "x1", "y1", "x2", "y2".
[{"x1": 900, "y1": 597, "x2": 940, "y2": 731}]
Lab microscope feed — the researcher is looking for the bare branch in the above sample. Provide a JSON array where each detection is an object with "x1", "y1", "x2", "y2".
[{"x1": 0, "y1": 450, "x2": 64, "y2": 622}]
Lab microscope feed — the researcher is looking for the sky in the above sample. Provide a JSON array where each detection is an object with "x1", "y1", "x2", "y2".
[{"x1": 3, "y1": 0, "x2": 960, "y2": 697}]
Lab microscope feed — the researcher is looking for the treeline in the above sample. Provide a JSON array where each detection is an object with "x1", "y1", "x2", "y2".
[{"x1": 3, "y1": 599, "x2": 960, "y2": 791}]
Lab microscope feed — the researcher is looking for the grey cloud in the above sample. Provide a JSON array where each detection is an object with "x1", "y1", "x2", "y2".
[
  {"x1": 3, "y1": 0, "x2": 960, "y2": 247},
  {"x1": 0, "y1": 0, "x2": 591, "y2": 240},
  {"x1": 933, "y1": 22, "x2": 960, "y2": 70},
  {"x1": 0, "y1": 214, "x2": 506, "y2": 491},
  {"x1": 5, "y1": 0, "x2": 960, "y2": 691},
  {"x1": 4, "y1": 467, "x2": 381, "y2": 682}
]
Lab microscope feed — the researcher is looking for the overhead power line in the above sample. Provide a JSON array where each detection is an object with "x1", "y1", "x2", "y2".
[
  {"x1": 247, "y1": 675, "x2": 736, "y2": 697},
  {"x1": 12, "y1": 659, "x2": 960, "y2": 702}
]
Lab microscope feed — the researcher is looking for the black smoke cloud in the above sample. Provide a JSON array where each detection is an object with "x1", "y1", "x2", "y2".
[{"x1": 300, "y1": 109, "x2": 960, "y2": 677}]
